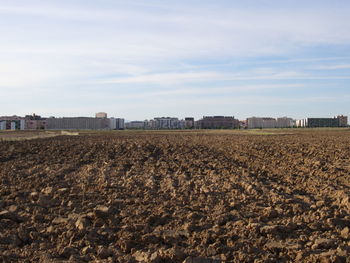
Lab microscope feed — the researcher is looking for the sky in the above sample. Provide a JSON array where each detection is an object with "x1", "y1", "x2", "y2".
[{"x1": 1, "y1": 0, "x2": 350, "y2": 120}]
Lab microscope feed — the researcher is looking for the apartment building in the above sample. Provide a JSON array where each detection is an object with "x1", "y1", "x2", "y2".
[
  {"x1": 154, "y1": 117, "x2": 185, "y2": 129},
  {"x1": 110, "y1": 118, "x2": 125, "y2": 130},
  {"x1": 185, "y1": 117, "x2": 195, "y2": 129},
  {"x1": 46, "y1": 117, "x2": 110, "y2": 130},
  {"x1": 125, "y1": 121, "x2": 145, "y2": 129},
  {"x1": 247, "y1": 117, "x2": 294, "y2": 129},
  {"x1": 247, "y1": 117, "x2": 276, "y2": 129},
  {"x1": 25, "y1": 114, "x2": 47, "y2": 130},
  {"x1": 144, "y1": 119, "x2": 157, "y2": 129},
  {"x1": 0, "y1": 116, "x2": 25, "y2": 130},
  {"x1": 296, "y1": 115, "x2": 348, "y2": 128},
  {"x1": 296, "y1": 119, "x2": 308, "y2": 128},
  {"x1": 276, "y1": 117, "x2": 294, "y2": 128},
  {"x1": 196, "y1": 116, "x2": 239, "y2": 129},
  {"x1": 337, "y1": 115, "x2": 348, "y2": 127},
  {"x1": 307, "y1": 118, "x2": 338, "y2": 128}
]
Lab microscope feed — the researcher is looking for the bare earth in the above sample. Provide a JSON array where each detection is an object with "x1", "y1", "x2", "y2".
[{"x1": 0, "y1": 129, "x2": 350, "y2": 262}]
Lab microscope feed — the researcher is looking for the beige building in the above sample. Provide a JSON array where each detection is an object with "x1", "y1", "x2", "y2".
[
  {"x1": 276, "y1": 117, "x2": 294, "y2": 128},
  {"x1": 95, "y1": 112, "x2": 108, "y2": 118},
  {"x1": 247, "y1": 117, "x2": 276, "y2": 129},
  {"x1": 247, "y1": 117, "x2": 294, "y2": 129}
]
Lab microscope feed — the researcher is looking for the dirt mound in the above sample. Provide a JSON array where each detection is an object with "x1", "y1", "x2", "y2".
[{"x1": 0, "y1": 131, "x2": 349, "y2": 262}]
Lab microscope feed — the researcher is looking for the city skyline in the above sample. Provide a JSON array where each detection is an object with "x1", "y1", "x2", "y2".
[{"x1": 1, "y1": 0, "x2": 350, "y2": 120}]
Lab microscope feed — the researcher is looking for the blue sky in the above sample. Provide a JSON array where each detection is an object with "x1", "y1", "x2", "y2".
[{"x1": 1, "y1": 0, "x2": 350, "y2": 120}]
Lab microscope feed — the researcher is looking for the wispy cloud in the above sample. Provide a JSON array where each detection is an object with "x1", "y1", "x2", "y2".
[
  {"x1": 310, "y1": 64, "x2": 350, "y2": 70},
  {"x1": 100, "y1": 70, "x2": 350, "y2": 86},
  {"x1": 0, "y1": 0, "x2": 349, "y2": 119}
]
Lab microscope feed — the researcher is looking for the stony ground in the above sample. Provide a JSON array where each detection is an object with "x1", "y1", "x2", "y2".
[{"x1": 0, "y1": 130, "x2": 350, "y2": 262}]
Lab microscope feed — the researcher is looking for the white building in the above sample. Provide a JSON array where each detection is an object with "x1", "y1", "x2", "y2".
[
  {"x1": 247, "y1": 117, "x2": 277, "y2": 129},
  {"x1": 247, "y1": 117, "x2": 263, "y2": 129},
  {"x1": 262, "y1": 118, "x2": 277, "y2": 129},
  {"x1": 154, "y1": 117, "x2": 185, "y2": 129},
  {"x1": 109, "y1": 118, "x2": 125, "y2": 130},
  {"x1": 276, "y1": 117, "x2": 294, "y2": 128},
  {"x1": 144, "y1": 119, "x2": 157, "y2": 129},
  {"x1": 127, "y1": 117, "x2": 186, "y2": 130},
  {"x1": 247, "y1": 117, "x2": 295, "y2": 129},
  {"x1": 0, "y1": 118, "x2": 25, "y2": 130},
  {"x1": 20, "y1": 120, "x2": 25, "y2": 130},
  {"x1": 10, "y1": 122, "x2": 16, "y2": 130},
  {"x1": 0, "y1": 121, "x2": 6, "y2": 130},
  {"x1": 296, "y1": 119, "x2": 308, "y2": 128}
]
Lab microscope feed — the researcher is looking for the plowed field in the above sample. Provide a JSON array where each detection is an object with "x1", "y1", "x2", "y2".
[{"x1": 1, "y1": 130, "x2": 350, "y2": 262}]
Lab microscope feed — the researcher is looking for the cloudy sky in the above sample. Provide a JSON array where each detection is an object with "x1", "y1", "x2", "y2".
[{"x1": 1, "y1": 0, "x2": 350, "y2": 120}]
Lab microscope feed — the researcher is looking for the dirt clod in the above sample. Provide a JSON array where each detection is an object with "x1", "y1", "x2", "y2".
[{"x1": 1, "y1": 129, "x2": 350, "y2": 262}]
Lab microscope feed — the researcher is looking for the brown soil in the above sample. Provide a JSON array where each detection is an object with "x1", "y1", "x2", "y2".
[{"x1": 1, "y1": 130, "x2": 350, "y2": 262}]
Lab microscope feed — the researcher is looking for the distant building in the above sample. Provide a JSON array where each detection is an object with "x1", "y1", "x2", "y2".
[
  {"x1": 196, "y1": 116, "x2": 239, "y2": 129},
  {"x1": 296, "y1": 119, "x2": 308, "y2": 128},
  {"x1": 307, "y1": 118, "x2": 338, "y2": 128},
  {"x1": 0, "y1": 121, "x2": 6, "y2": 130},
  {"x1": 46, "y1": 117, "x2": 110, "y2": 130},
  {"x1": 125, "y1": 121, "x2": 145, "y2": 129},
  {"x1": 276, "y1": 117, "x2": 294, "y2": 128},
  {"x1": 25, "y1": 114, "x2": 47, "y2": 130},
  {"x1": 144, "y1": 119, "x2": 157, "y2": 129},
  {"x1": 109, "y1": 118, "x2": 125, "y2": 130},
  {"x1": 132, "y1": 117, "x2": 186, "y2": 129},
  {"x1": 95, "y1": 112, "x2": 107, "y2": 118},
  {"x1": 247, "y1": 117, "x2": 277, "y2": 129},
  {"x1": 25, "y1": 119, "x2": 47, "y2": 130},
  {"x1": 154, "y1": 117, "x2": 185, "y2": 129},
  {"x1": 337, "y1": 115, "x2": 348, "y2": 127},
  {"x1": 0, "y1": 116, "x2": 25, "y2": 130},
  {"x1": 246, "y1": 117, "x2": 294, "y2": 129},
  {"x1": 185, "y1": 117, "x2": 195, "y2": 129},
  {"x1": 239, "y1": 120, "x2": 247, "y2": 129},
  {"x1": 247, "y1": 117, "x2": 262, "y2": 129},
  {"x1": 296, "y1": 115, "x2": 348, "y2": 128}
]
